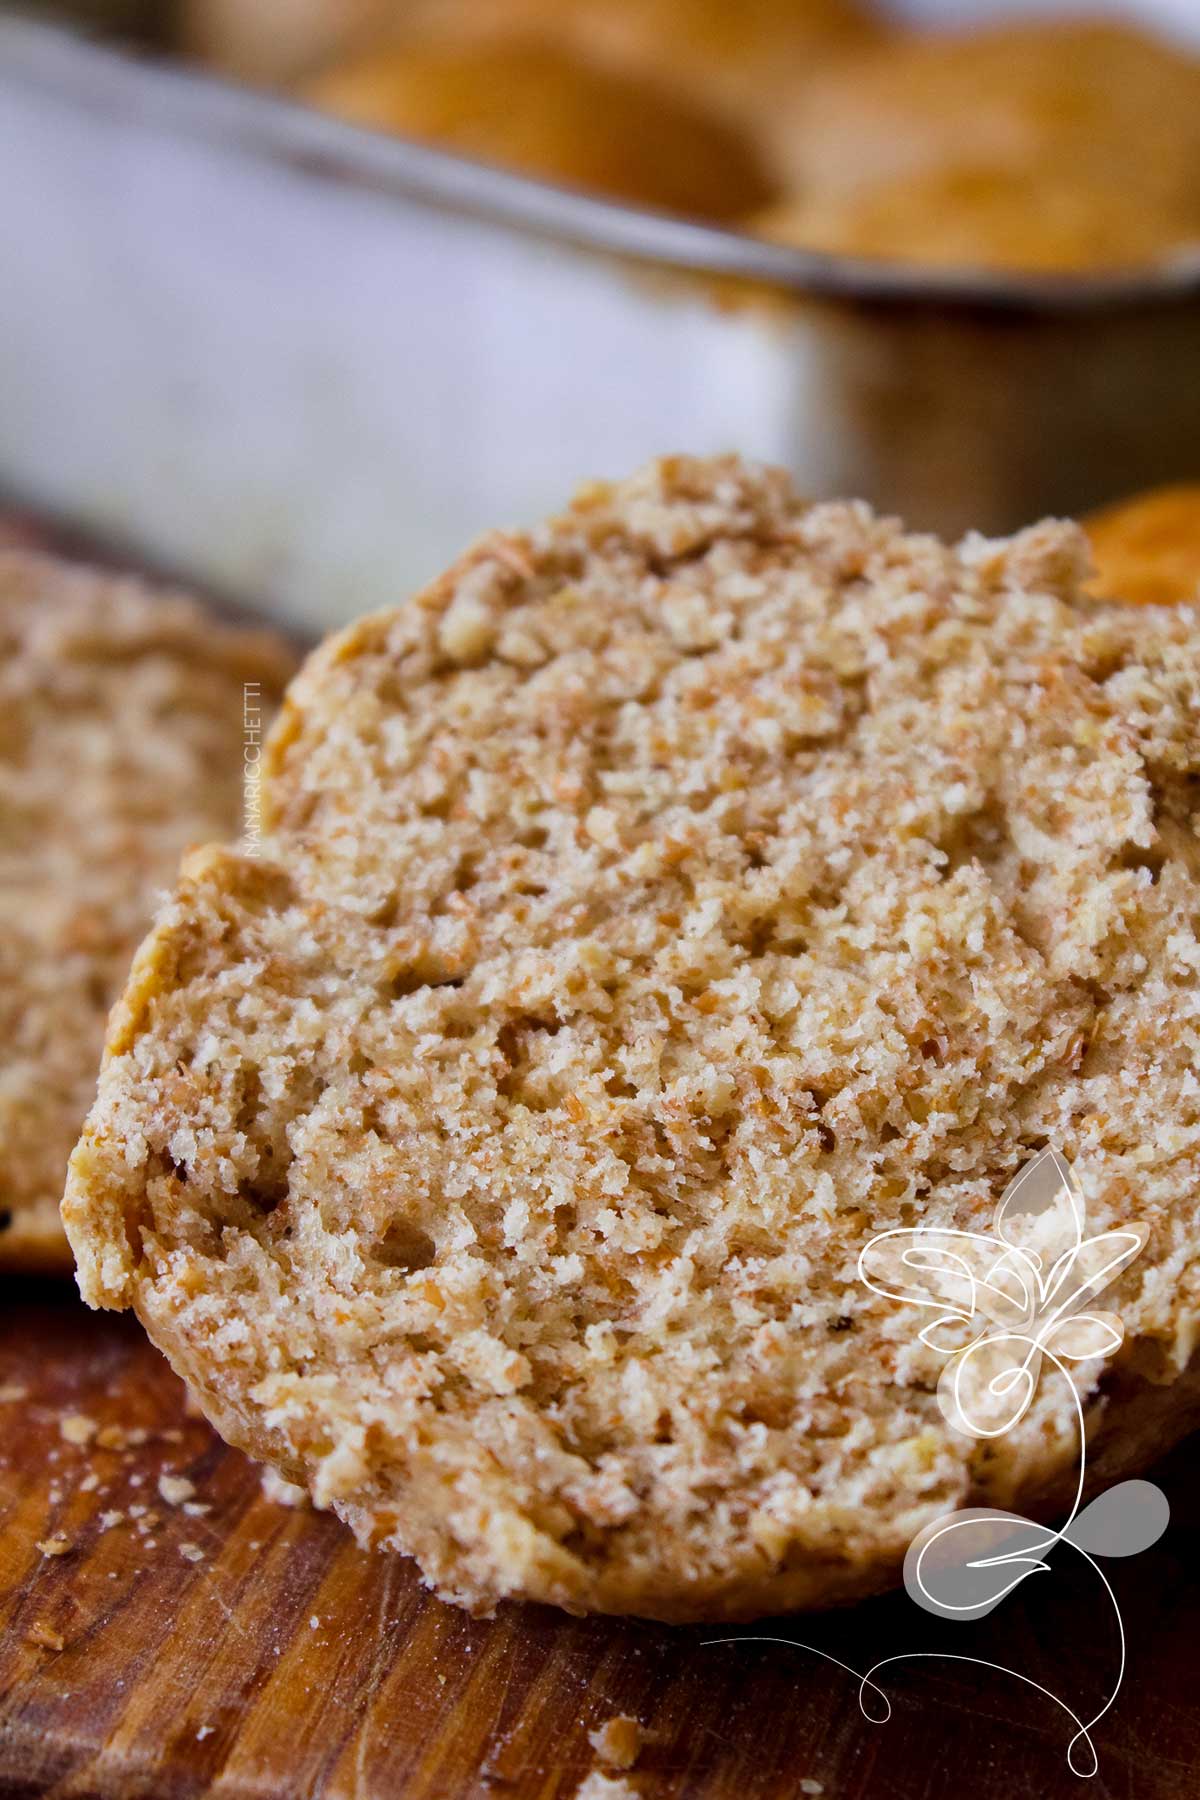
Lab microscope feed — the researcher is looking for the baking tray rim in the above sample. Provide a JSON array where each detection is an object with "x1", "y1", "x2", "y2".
[{"x1": 6, "y1": 7, "x2": 1200, "y2": 318}]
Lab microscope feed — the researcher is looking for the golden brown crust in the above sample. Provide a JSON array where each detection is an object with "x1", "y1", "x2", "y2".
[
  {"x1": 65, "y1": 459, "x2": 1200, "y2": 1617},
  {"x1": 185, "y1": 0, "x2": 874, "y2": 113},
  {"x1": 302, "y1": 35, "x2": 774, "y2": 221},
  {"x1": 0, "y1": 553, "x2": 296, "y2": 1272},
  {"x1": 1086, "y1": 485, "x2": 1200, "y2": 609},
  {"x1": 413, "y1": 0, "x2": 878, "y2": 119},
  {"x1": 758, "y1": 21, "x2": 1200, "y2": 272}
]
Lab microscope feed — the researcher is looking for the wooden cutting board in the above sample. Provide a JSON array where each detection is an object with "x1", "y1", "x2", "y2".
[{"x1": 2, "y1": 1281, "x2": 1199, "y2": 1800}]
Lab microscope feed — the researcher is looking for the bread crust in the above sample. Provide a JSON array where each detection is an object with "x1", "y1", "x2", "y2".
[
  {"x1": 64, "y1": 459, "x2": 1200, "y2": 1616},
  {"x1": 1086, "y1": 484, "x2": 1200, "y2": 610},
  {"x1": 760, "y1": 22, "x2": 1200, "y2": 272},
  {"x1": 302, "y1": 36, "x2": 774, "y2": 222}
]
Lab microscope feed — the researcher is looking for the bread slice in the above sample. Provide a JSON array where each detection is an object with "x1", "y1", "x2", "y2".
[
  {"x1": 64, "y1": 459, "x2": 1200, "y2": 1618},
  {"x1": 0, "y1": 553, "x2": 296, "y2": 1271}
]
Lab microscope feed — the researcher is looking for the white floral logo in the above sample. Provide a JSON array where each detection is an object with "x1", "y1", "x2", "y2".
[
  {"x1": 859, "y1": 1146, "x2": 1145, "y2": 1442},
  {"x1": 708, "y1": 1149, "x2": 1169, "y2": 1779}
]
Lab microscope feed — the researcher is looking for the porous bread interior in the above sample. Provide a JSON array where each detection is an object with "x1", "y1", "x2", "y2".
[
  {"x1": 0, "y1": 552, "x2": 296, "y2": 1270},
  {"x1": 65, "y1": 458, "x2": 1200, "y2": 1617}
]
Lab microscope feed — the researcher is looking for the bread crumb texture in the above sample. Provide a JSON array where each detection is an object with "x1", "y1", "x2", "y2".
[
  {"x1": 0, "y1": 553, "x2": 295, "y2": 1270},
  {"x1": 575, "y1": 1774, "x2": 640, "y2": 1800},
  {"x1": 64, "y1": 458, "x2": 1200, "y2": 1619},
  {"x1": 588, "y1": 1715, "x2": 645, "y2": 1771}
]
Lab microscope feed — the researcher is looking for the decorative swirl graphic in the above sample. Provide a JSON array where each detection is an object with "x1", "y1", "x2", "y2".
[
  {"x1": 707, "y1": 1149, "x2": 1169, "y2": 1778},
  {"x1": 858, "y1": 1147, "x2": 1145, "y2": 1442}
]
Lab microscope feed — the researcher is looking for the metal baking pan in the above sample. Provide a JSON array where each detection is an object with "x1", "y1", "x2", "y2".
[{"x1": 2, "y1": 3, "x2": 1200, "y2": 634}]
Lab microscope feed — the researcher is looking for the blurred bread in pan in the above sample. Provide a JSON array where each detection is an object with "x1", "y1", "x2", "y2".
[
  {"x1": 181, "y1": 0, "x2": 389, "y2": 84},
  {"x1": 186, "y1": 0, "x2": 874, "y2": 115},
  {"x1": 753, "y1": 170, "x2": 1200, "y2": 277},
  {"x1": 756, "y1": 21, "x2": 1200, "y2": 273},
  {"x1": 415, "y1": 0, "x2": 879, "y2": 121},
  {"x1": 303, "y1": 36, "x2": 775, "y2": 220}
]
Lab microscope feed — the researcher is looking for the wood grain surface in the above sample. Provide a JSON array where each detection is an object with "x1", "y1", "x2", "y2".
[{"x1": 1, "y1": 1282, "x2": 1198, "y2": 1800}]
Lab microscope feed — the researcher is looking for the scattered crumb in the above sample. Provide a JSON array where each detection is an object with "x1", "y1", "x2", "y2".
[
  {"x1": 27, "y1": 1622, "x2": 65, "y2": 1651},
  {"x1": 98, "y1": 1510, "x2": 126, "y2": 1531},
  {"x1": 157, "y1": 1474, "x2": 196, "y2": 1506},
  {"x1": 588, "y1": 1717, "x2": 644, "y2": 1772},
  {"x1": 261, "y1": 1467, "x2": 309, "y2": 1508},
  {"x1": 179, "y1": 1543, "x2": 205, "y2": 1563},
  {"x1": 128, "y1": 1505, "x2": 147, "y2": 1520},
  {"x1": 95, "y1": 1425, "x2": 149, "y2": 1451},
  {"x1": 196, "y1": 1725, "x2": 214, "y2": 1741},
  {"x1": 800, "y1": 1784, "x2": 824, "y2": 1796},
  {"x1": 309, "y1": 1615, "x2": 320, "y2": 1629},
  {"x1": 58, "y1": 1414, "x2": 96, "y2": 1447},
  {"x1": 575, "y1": 1775, "x2": 639, "y2": 1800},
  {"x1": 36, "y1": 1536, "x2": 70, "y2": 1557},
  {"x1": 0, "y1": 1384, "x2": 28, "y2": 1402},
  {"x1": 78, "y1": 1472, "x2": 100, "y2": 1494},
  {"x1": 182, "y1": 1501, "x2": 210, "y2": 1517}
]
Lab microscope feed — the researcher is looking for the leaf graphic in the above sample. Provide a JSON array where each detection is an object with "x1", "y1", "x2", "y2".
[
  {"x1": 858, "y1": 1231, "x2": 979, "y2": 1319},
  {"x1": 857, "y1": 1229, "x2": 1033, "y2": 1346},
  {"x1": 1040, "y1": 1310, "x2": 1124, "y2": 1363},
  {"x1": 1040, "y1": 1226, "x2": 1148, "y2": 1322},
  {"x1": 904, "y1": 1508, "x2": 1051, "y2": 1620},
  {"x1": 971, "y1": 1243, "x2": 1040, "y2": 1330},
  {"x1": 1063, "y1": 1481, "x2": 1171, "y2": 1559},
  {"x1": 994, "y1": 1147, "x2": 1083, "y2": 1270}
]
